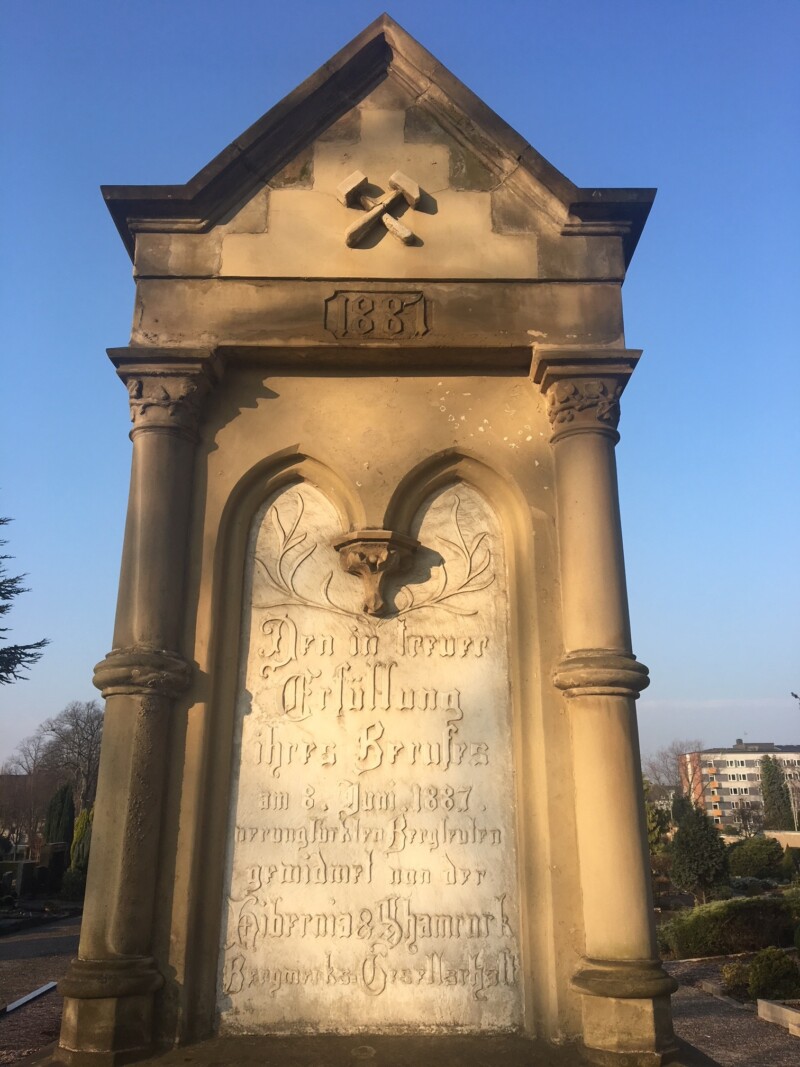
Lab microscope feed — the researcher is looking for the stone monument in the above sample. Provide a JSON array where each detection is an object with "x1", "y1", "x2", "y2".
[{"x1": 56, "y1": 14, "x2": 679, "y2": 1066}]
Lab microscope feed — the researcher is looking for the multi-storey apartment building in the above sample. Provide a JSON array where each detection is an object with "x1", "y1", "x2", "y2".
[{"x1": 681, "y1": 739, "x2": 800, "y2": 830}]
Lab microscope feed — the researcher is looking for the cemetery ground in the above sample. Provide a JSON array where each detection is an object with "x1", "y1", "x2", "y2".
[{"x1": 1, "y1": 915, "x2": 799, "y2": 1066}]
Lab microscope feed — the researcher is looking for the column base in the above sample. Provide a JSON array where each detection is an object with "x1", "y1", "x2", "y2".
[
  {"x1": 55, "y1": 958, "x2": 163, "y2": 1066},
  {"x1": 574, "y1": 958, "x2": 679, "y2": 1065}
]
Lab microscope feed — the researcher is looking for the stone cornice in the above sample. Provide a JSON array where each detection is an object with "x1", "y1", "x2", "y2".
[
  {"x1": 554, "y1": 649, "x2": 650, "y2": 699},
  {"x1": 531, "y1": 346, "x2": 641, "y2": 443},
  {"x1": 109, "y1": 346, "x2": 222, "y2": 438},
  {"x1": 93, "y1": 646, "x2": 192, "y2": 699}
]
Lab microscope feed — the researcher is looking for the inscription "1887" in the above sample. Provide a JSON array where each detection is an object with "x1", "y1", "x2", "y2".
[{"x1": 324, "y1": 290, "x2": 428, "y2": 340}]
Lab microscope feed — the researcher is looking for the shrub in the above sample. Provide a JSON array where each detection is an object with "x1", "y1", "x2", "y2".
[
  {"x1": 658, "y1": 896, "x2": 795, "y2": 958},
  {"x1": 795, "y1": 925, "x2": 800, "y2": 954},
  {"x1": 59, "y1": 867, "x2": 87, "y2": 902},
  {"x1": 709, "y1": 885, "x2": 734, "y2": 901},
  {"x1": 730, "y1": 876, "x2": 770, "y2": 897},
  {"x1": 728, "y1": 837, "x2": 785, "y2": 880},
  {"x1": 720, "y1": 960, "x2": 750, "y2": 997},
  {"x1": 747, "y1": 947, "x2": 800, "y2": 999},
  {"x1": 780, "y1": 846, "x2": 800, "y2": 881},
  {"x1": 783, "y1": 887, "x2": 800, "y2": 925}
]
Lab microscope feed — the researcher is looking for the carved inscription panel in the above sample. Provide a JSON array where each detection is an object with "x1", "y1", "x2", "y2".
[{"x1": 217, "y1": 483, "x2": 522, "y2": 1032}]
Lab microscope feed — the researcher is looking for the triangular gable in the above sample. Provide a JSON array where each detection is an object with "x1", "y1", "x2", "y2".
[{"x1": 104, "y1": 14, "x2": 654, "y2": 271}]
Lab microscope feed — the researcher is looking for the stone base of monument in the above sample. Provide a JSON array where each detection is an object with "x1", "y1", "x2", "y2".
[{"x1": 41, "y1": 1033, "x2": 718, "y2": 1067}]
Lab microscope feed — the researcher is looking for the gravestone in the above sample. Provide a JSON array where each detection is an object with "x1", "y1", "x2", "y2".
[{"x1": 56, "y1": 14, "x2": 679, "y2": 1067}]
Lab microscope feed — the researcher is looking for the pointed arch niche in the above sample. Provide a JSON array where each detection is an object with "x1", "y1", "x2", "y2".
[{"x1": 204, "y1": 451, "x2": 576, "y2": 1039}]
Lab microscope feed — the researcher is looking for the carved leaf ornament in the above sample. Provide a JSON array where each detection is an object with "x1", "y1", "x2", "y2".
[
  {"x1": 547, "y1": 378, "x2": 621, "y2": 428},
  {"x1": 254, "y1": 492, "x2": 494, "y2": 619}
]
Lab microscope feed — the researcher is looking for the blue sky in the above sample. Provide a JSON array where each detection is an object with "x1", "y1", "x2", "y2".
[{"x1": 1, "y1": 0, "x2": 798, "y2": 761}]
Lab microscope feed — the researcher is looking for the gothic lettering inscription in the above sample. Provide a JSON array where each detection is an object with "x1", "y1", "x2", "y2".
[{"x1": 218, "y1": 483, "x2": 521, "y2": 1032}]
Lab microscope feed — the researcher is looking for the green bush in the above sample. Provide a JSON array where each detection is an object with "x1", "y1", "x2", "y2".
[
  {"x1": 730, "y1": 876, "x2": 771, "y2": 896},
  {"x1": 709, "y1": 885, "x2": 734, "y2": 901},
  {"x1": 658, "y1": 897, "x2": 795, "y2": 958},
  {"x1": 794, "y1": 925, "x2": 800, "y2": 954},
  {"x1": 59, "y1": 867, "x2": 86, "y2": 902},
  {"x1": 782, "y1": 887, "x2": 800, "y2": 925},
  {"x1": 720, "y1": 959, "x2": 750, "y2": 997},
  {"x1": 747, "y1": 947, "x2": 800, "y2": 999},
  {"x1": 728, "y1": 837, "x2": 785, "y2": 880}
]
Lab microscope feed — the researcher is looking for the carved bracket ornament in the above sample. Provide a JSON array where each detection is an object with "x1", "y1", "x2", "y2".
[
  {"x1": 332, "y1": 531, "x2": 420, "y2": 616},
  {"x1": 254, "y1": 492, "x2": 493, "y2": 621},
  {"x1": 338, "y1": 170, "x2": 422, "y2": 247}
]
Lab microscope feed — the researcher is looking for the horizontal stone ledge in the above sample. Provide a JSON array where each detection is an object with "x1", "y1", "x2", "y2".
[
  {"x1": 553, "y1": 650, "x2": 650, "y2": 698},
  {"x1": 59, "y1": 956, "x2": 164, "y2": 1000},
  {"x1": 571, "y1": 957, "x2": 678, "y2": 1000},
  {"x1": 93, "y1": 647, "x2": 192, "y2": 698}
]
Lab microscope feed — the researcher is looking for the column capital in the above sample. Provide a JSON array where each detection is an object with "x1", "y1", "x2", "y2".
[
  {"x1": 531, "y1": 345, "x2": 641, "y2": 442},
  {"x1": 108, "y1": 346, "x2": 223, "y2": 438}
]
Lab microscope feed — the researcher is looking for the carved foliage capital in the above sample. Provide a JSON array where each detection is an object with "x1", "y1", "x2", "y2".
[
  {"x1": 531, "y1": 347, "x2": 641, "y2": 441},
  {"x1": 333, "y1": 530, "x2": 419, "y2": 616},
  {"x1": 545, "y1": 377, "x2": 622, "y2": 431},
  {"x1": 124, "y1": 374, "x2": 209, "y2": 435}
]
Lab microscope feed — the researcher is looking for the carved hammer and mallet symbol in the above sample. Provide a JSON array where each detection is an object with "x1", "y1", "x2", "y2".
[{"x1": 337, "y1": 170, "x2": 421, "y2": 247}]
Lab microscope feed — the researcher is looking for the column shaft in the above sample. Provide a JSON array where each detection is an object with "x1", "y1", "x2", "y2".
[
  {"x1": 533, "y1": 346, "x2": 676, "y2": 1063},
  {"x1": 59, "y1": 352, "x2": 216, "y2": 1065}
]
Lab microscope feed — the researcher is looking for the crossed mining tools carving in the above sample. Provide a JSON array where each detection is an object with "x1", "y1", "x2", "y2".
[{"x1": 337, "y1": 170, "x2": 421, "y2": 247}]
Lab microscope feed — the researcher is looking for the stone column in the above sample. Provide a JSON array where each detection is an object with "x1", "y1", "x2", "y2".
[
  {"x1": 532, "y1": 347, "x2": 677, "y2": 1065},
  {"x1": 58, "y1": 348, "x2": 219, "y2": 1066}
]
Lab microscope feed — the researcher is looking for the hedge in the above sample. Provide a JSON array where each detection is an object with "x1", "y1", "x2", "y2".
[{"x1": 658, "y1": 896, "x2": 795, "y2": 958}]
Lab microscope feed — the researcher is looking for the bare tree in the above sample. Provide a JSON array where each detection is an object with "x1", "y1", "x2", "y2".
[
  {"x1": 38, "y1": 701, "x2": 104, "y2": 813},
  {"x1": 642, "y1": 738, "x2": 705, "y2": 798},
  {"x1": 731, "y1": 800, "x2": 764, "y2": 837},
  {"x1": 0, "y1": 748, "x2": 60, "y2": 859}
]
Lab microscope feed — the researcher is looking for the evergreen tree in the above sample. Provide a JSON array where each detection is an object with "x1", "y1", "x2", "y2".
[
  {"x1": 0, "y1": 517, "x2": 48, "y2": 683},
  {"x1": 643, "y1": 778, "x2": 670, "y2": 852},
  {"x1": 760, "y1": 755, "x2": 794, "y2": 831},
  {"x1": 671, "y1": 792, "x2": 694, "y2": 828},
  {"x1": 670, "y1": 807, "x2": 728, "y2": 903},
  {"x1": 70, "y1": 807, "x2": 93, "y2": 871},
  {"x1": 43, "y1": 783, "x2": 75, "y2": 845}
]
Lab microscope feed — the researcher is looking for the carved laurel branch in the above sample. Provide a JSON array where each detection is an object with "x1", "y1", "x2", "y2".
[
  {"x1": 394, "y1": 496, "x2": 493, "y2": 617},
  {"x1": 253, "y1": 492, "x2": 493, "y2": 619}
]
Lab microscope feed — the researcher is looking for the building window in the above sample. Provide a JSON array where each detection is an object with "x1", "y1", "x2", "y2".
[{"x1": 714, "y1": 817, "x2": 721, "y2": 824}]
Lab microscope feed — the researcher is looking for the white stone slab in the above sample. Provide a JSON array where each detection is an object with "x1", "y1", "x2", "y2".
[{"x1": 218, "y1": 482, "x2": 522, "y2": 1033}]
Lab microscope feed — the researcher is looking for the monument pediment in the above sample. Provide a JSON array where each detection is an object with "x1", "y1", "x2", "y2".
[{"x1": 104, "y1": 14, "x2": 654, "y2": 281}]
